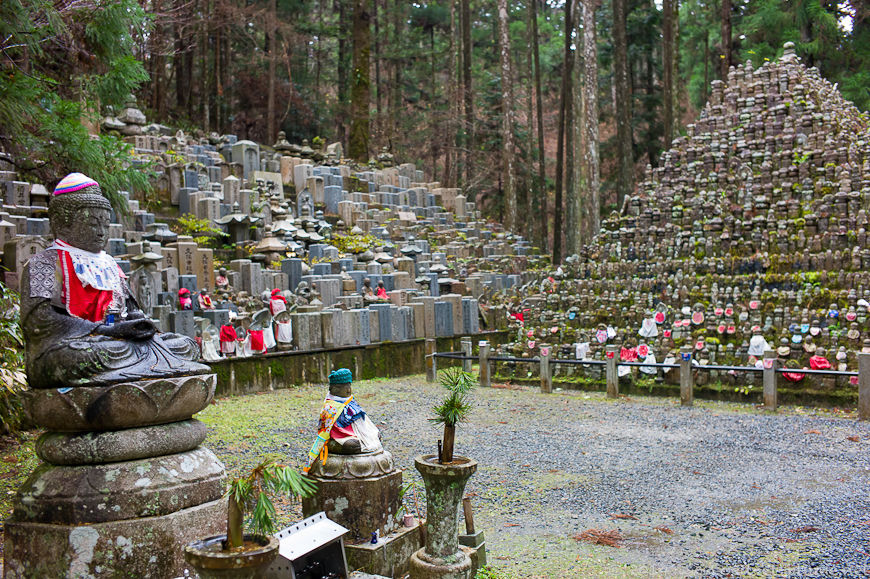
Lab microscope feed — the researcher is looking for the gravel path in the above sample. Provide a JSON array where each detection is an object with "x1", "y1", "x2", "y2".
[{"x1": 202, "y1": 376, "x2": 870, "y2": 578}]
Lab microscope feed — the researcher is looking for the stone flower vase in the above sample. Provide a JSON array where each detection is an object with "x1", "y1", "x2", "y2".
[
  {"x1": 409, "y1": 454, "x2": 478, "y2": 579},
  {"x1": 184, "y1": 533, "x2": 279, "y2": 579}
]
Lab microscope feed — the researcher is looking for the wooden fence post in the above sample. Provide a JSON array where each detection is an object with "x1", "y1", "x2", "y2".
[
  {"x1": 478, "y1": 341, "x2": 491, "y2": 388},
  {"x1": 426, "y1": 338, "x2": 437, "y2": 383},
  {"x1": 461, "y1": 338, "x2": 472, "y2": 373},
  {"x1": 605, "y1": 345, "x2": 618, "y2": 398},
  {"x1": 763, "y1": 349, "x2": 778, "y2": 411},
  {"x1": 859, "y1": 352, "x2": 870, "y2": 420},
  {"x1": 540, "y1": 347, "x2": 552, "y2": 394},
  {"x1": 679, "y1": 346, "x2": 693, "y2": 407}
]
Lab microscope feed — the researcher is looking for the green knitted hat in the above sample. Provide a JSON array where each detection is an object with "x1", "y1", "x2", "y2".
[{"x1": 328, "y1": 368, "x2": 353, "y2": 384}]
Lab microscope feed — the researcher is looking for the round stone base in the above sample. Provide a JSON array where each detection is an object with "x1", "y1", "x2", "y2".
[
  {"x1": 13, "y1": 447, "x2": 225, "y2": 524},
  {"x1": 36, "y1": 419, "x2": 207, "y2": 465},
  {"x1": 409, "y1": 546, "x2": 474, "y2": 579},
  {"x1": 3, "y1": 497, "x2": 227, "y2": 579},
  {"x1": 308, "y1": 447, "x2": 395, "y2": 479}
]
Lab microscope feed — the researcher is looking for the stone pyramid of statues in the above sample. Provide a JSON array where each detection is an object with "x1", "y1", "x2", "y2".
[{"x1": 547, "y1": 42, "x2": 870, "y2": 378}]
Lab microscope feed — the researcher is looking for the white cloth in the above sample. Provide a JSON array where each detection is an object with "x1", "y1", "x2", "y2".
[
  {"x1": 50, "y1": 240, "x2": 125, "y2": 291},
  {"x1": 270, "y1": 298, "x2": 287, "y2": 316},
  {"x1": 351, "y1": 416, "x2": 382, "y2": 452},
  {"x1": 639, "y1": 318, "x2": 658, "y2": 338},
  {"x1": 575, "y1": 342, "x2": 589, "y2": 360},
  {"x1": 201, "y1": 337, "x2": 221, "y2": 361},
  {"x1": 640, "y1": 353, "x2": 657, "y2": 374},
  {"x1": 747, "y1": 335, "x2": 770, "y2": 357},
  {"x1": 263, "y1": 323, "x2": 277, "y2": 350},
  {"x1": 276, "y1": 321, "x2": 293, "y2": 343},
  {"x1": 220, "y1": 340, "x2": 236, "y2": 354},
  {"x1": 662, "y1": 356, "x2": 676, "y2": 374}
]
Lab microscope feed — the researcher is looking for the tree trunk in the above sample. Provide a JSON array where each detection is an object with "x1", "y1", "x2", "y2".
[
  {"x1": 266, "y1": 0, "x2": 277, "y2": 144},
  {"x1": 199, "y1": 1, "x2": 209, "y2": 132},
  {"x1": 441, "y1": 424, "x2": 456, "y2": 463},
  {"x1": 579, "y1": 0, "x2": 600, "y2": 245},
  {"x1": 496, "y1": 0, "x2": 516, "y2": 231},
  {"x1": 349, "y1": 0, "x2": 371, "y2": 160},
  {"x1": 391, "y1": 0, "x2": 403, "y2": 142},
  {"x1": 220, "y1": 17, "x2": 231, "y2": 134},
  {"x1": 430, "y1": 27, "x2": 438, "y2": 181},
  {"x1": 531, "y1": 0, "x2": 548, "y2": 251},
  {"x1": 553, "y1": 0, "x2": 573, "y2": 263},
  {"x1": 524, "y1": 2, "x2": 534, "y2": 242},
  {"x1": 662, "y1": 0, "x2": 675, "y2": 149},
  {"x1": 720, "y1": 0, "x2": 731, "y2": 79},
  {"x1": 644, "y1": 26, "x2": 657, "y2": 168},
  {"x1": 564, "y1": 0, "x2": 577, "y2": 257},
  {"x1": 612, "y1": 0, "x2": 633, "y2": 209},
  {"x1": 373, "y1": 0, "x2": 381, "y2": 140},
  {"x1": 337, "y1": 0, "x2": 351, "y2": 144},
  {"x1": 461, "y1": 0, "x2": 473, "y2": 189},
  {"x1": 227, "y1": 495, "x2": 243, "y2": 548},
  {"x1": 444, "y1": 0, "x2": 457, "y2": 188}
]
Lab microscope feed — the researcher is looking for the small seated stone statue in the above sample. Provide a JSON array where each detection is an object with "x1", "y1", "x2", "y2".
[
  {"x1": 361, "y1": 277, "x2": 378, "y2": 303},
  {"x1": 21, "y1": 173, "x2": 210, "y2": 389},
  {"x1": 294, "y1": 280, "x2": 311, "y2": 305},
  {"x1": 215, "y1": 267, "x2": 230, "y2": 291},
  {"x1": 304, "y1": 369, "x2": 381, "y2": 474}
]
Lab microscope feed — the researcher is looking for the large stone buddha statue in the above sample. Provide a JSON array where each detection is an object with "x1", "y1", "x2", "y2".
[{"x1": 21, "y1": 173, "x2": 209, "y2": 389}]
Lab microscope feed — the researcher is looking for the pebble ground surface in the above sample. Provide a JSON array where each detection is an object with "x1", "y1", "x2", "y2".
[
  {"x1": 1, "y1": 374, "x2": 868, "y2": 578},
  {"x1": 196, "y1": 375, "x2": 870, "y2": 579}
]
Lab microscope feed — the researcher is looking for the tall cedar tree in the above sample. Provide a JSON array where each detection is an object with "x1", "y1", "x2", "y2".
[
  {"x1": 613, "y1": 0, "x2": 634, "y2": 209},
  {"x1": 349, "y1": 0, "x2": 371, "y2": 160},
  {"x1": 497, "y1": 0, "x2": 517, "y2": 230}
]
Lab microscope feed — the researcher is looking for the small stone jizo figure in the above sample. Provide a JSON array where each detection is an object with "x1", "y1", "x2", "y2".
[{"x1": 303, "y1": 368, "x2": 381, "y2": 474}]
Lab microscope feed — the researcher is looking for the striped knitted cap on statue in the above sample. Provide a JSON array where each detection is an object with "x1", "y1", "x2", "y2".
[
  {"x1": 328, "y1": 368, "x2": 353, "y2": 384},
  {"x1": 53, "y1": 173, "x2": 99, "y2": 196}
]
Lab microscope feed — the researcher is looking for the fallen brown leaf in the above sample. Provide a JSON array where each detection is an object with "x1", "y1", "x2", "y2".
[
  {"x1": 847, "y1": 435, "x2": 861, "y2": 442},
  {"x1": 573, "y1": 529, "x2": 623, "y2": 548},
  {"x1": 791, "y1": 526, "x2": 819, "y2": 533},
  {"x1": 804, "y1": 429, "x2": 822, "y2": 435},
  {"x1": 609, "y1": 513, "x2": 638, "y2": 520},
  {"x1": 504, "y1": 523, "x2": 520, "y2": 527},
  {"x1": 654, "y1": 526, "x2": 674, "y2": 534}
]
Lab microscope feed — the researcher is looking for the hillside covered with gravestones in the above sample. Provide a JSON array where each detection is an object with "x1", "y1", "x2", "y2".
[{"x1": 0, "y1": 44, "x2": 868, "y2": 404}]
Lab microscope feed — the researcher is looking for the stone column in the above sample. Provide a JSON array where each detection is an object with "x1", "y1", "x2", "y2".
[
  {"x1": 478, "y1": 341, "x2": 491, "y2": 388},
  {"x1": 680, "y1": 346, "x2": 694, "y2": 406},
  {"x1": 540, "y1": 348, "x2": 552, "y2": 394},
  {"x1": 461, "y1": 338, "x2": 472, "y2": 373},
  {"x1": 763, "y1": 349, "x2": 778, "y2": 411},
  {"x1": 605, "y1": 345, "x2": 619, "y2": 398},
  {"x1": 860, "y1": 353, "x2": 870, "y2": 421},
  {"x1": 426, "y1": 338, "x2": 437, "y2": 382},
  {"x1": 410, "y1": 455, "x2": 478, "y2": 579}
]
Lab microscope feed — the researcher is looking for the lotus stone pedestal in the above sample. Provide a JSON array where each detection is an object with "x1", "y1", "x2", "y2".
[{"x1": 3, "y1": 374, "x2": 226, "y2": 579}]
